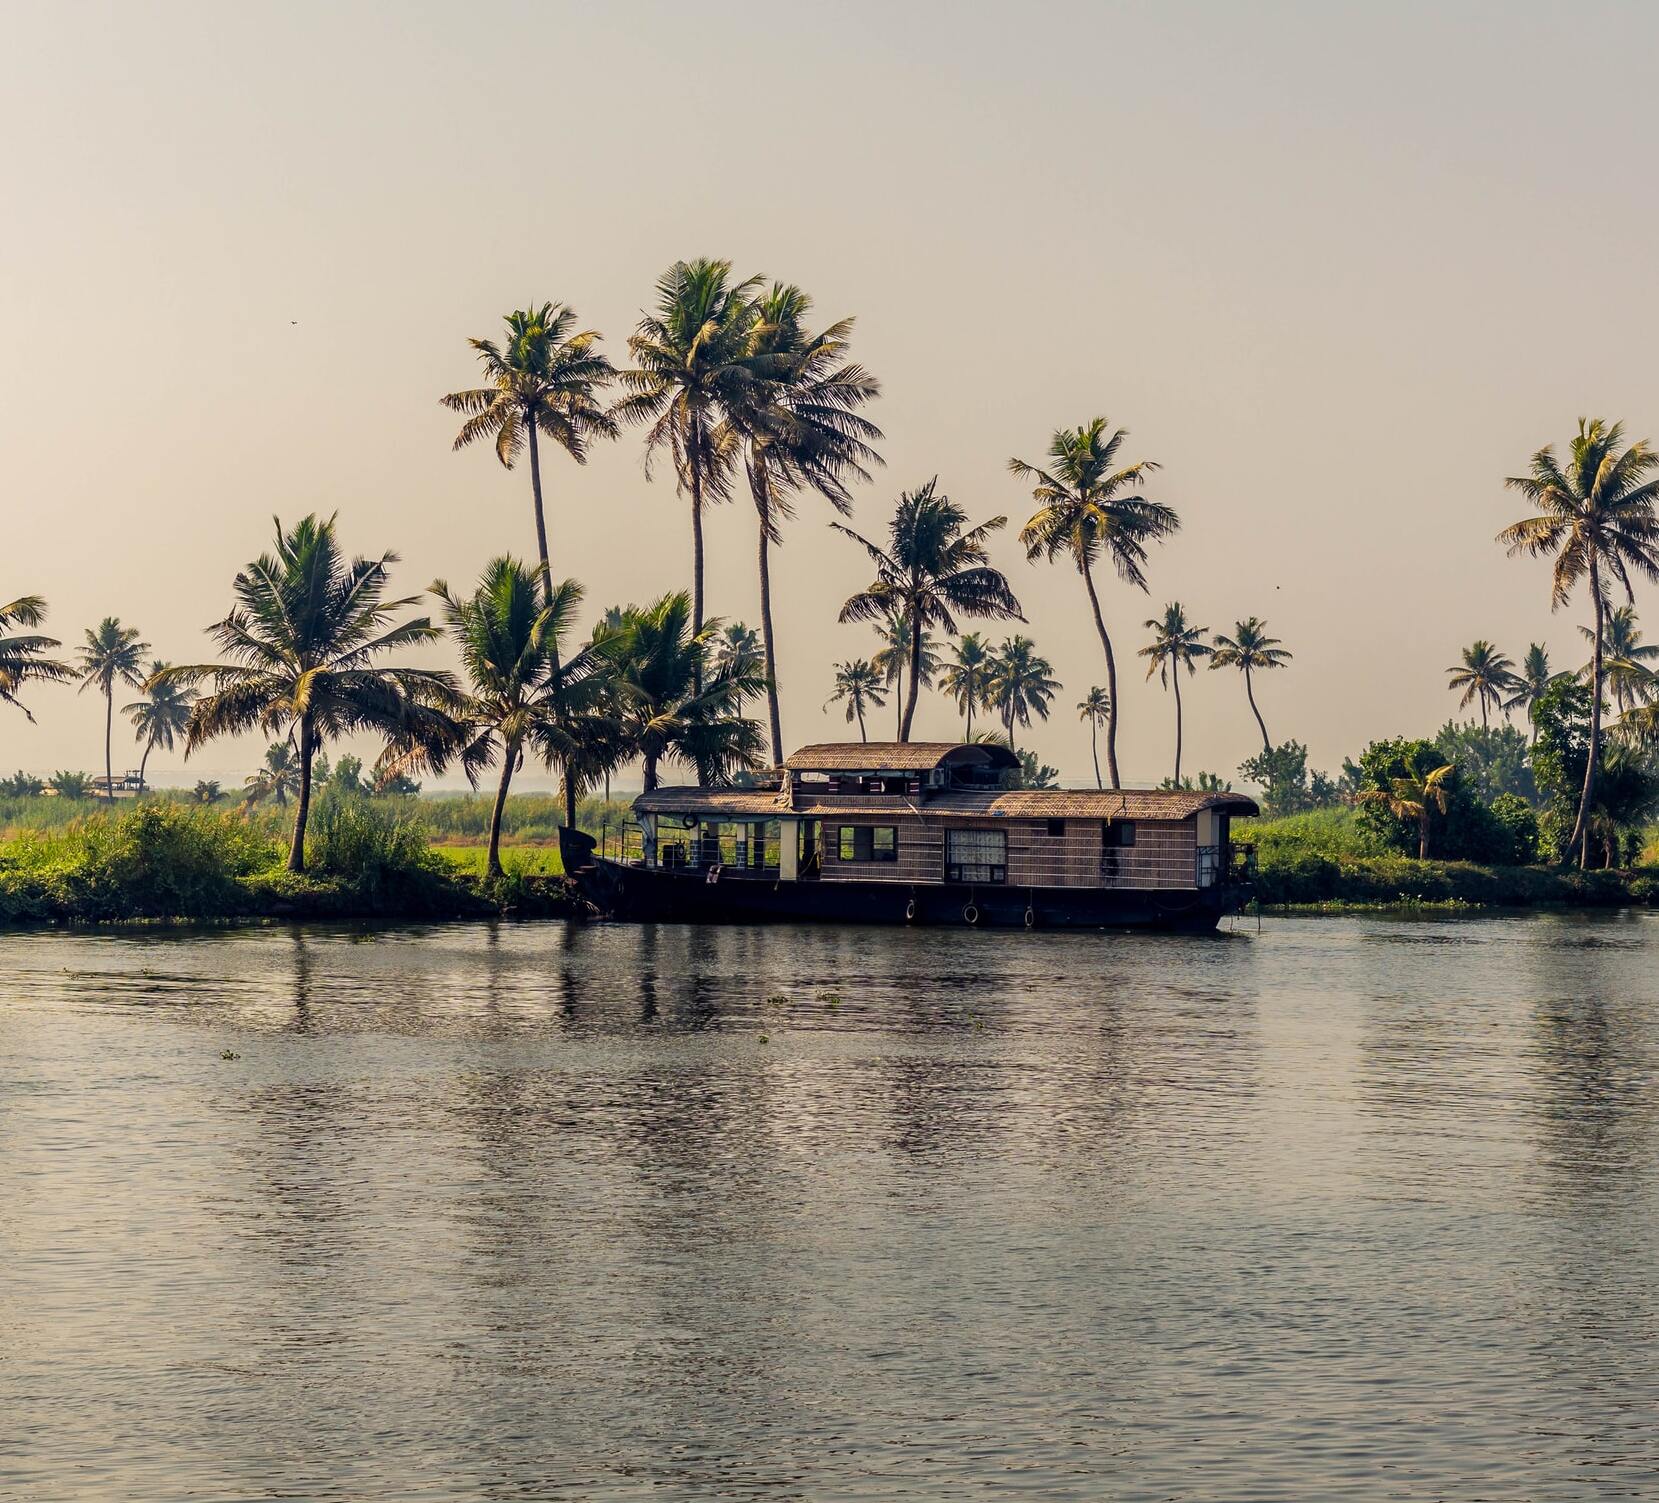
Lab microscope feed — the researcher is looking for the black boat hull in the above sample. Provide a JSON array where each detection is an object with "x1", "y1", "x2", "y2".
[{"x1": 560, "y1": 830, "x2": 1243, "y2": 932}]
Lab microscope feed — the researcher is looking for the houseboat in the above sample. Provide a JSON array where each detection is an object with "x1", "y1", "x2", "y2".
[{"x1": 559, "y1": 741, "x2": 1258, "y2": 931}]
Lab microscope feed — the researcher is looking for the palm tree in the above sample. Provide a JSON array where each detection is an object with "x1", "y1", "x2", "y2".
[
  {"x1": 1013, "y1": 417, "x2": 1177, "y2": 787},
  {"x1": 122, "y1": 661, "x2": 195, "y2": 791},
  {"x1": 987, "y1": 636, "x2": 1058, "y2": 754},
  {"x1": 712, "y1": 623, "x2": 765, "y2": 711},
  {"x1": 77, "y1": 617, "x2": 150, "y2": 799},
  {"x1": 1499, "y1": 418, "x2": 1659, "y2": 865},
  {"x1": 432, "y1": 558, "x2": 599, "y2": 877},
  {"x1": 156, "y1": 514, "x2": 463, "y2": 872},
  {"x1": 1139, "y1": 603, "x2": 1211, "y2": 784},
  {"x1": 836, "y1": 480, "x2": 1023, "y2": 740},
  {"x1": 191, "y1": 779, "x2": 222, "y2": 805},
  {"x1": 1358, "y1": 755, "x2": 1457, "y2": 860},
  {"x1": 616, "y1": 259, "x2": 764, "y2": 639},
  {"x1": 244, "y1": 742, "x2": 301, "y2": 807},
  {"x1": 869, "y1": 613, "x2": 939, "y2": 740},
  {"x1": 1209, "y1": 617, "x2": 1292, "y2": 754},
  {"x1": 1580, "y1": 605, "x2": 1659, "y2": 715},
  {"x1": 940, "y1": 632, "x2": 994, "y2": 738},
  {"x1": 1446, "y1": 640, "x2": 1518, "y2": 732},
  {"x1": 1077, "y1": 687, "x2": 1110, "y2": 789},
  {"x1": 597, "y1": 592, "x2": 766, "y2": 791},
  {"x1": 731, "y1": 283, "x2": 883, "y2": 764},
  {"x1": 0, "y1": 596, "x2": 73, "y2": 721},
  {"x1": 825, "y1": 660, "x2": 887, "y2": 742},
  {"x1": 1504, "y1": 643, "x2": 1559, "y2": 742},
  {"x1": 442, "y1": 303, "x2": 618, "y2": 601}
]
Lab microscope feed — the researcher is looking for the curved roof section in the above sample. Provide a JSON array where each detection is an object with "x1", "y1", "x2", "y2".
[{"x1": 783, "y1": 741, "x2": 1021, "y2": 773}]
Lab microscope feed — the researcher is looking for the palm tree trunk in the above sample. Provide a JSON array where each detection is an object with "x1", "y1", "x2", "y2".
[
  {"x1": 1569, "y1": 562, "x2": 1604, "y2": 867},
  {"x1": 642, "y1": 748, "x2": 660, "y2": 793},
  {"x1": 287, "y1": 719, "x2": 315, "y2": 873},
  {"x1": 563, "y1": 762, "x2": 579, "y2": 831},
  {"x1": 856, "y1": 703, "x2": 867, "y2": 742},
  {"x1": 900, "y1": 614, "x2": 922, "y2": 741},
  {"x1": 1244, "y1": 666, "x2": 1270, "y2": 755},
  {"x1": 103, "y1": 688, "x2": 114, "y2": 800},
  {"x1": 1480, "y1": 694, "x2": 1488, "y2": 733},
  {"x1": 965, "y1": 699, "x2": 973, "y2": 739},
  {"x1": 138, "y1": 742, "x2": 151, "y2": 794},
  {"x1": 526, "y1": 419, "x2": 553, "y2": 603},
  {"x1": 1419, "y1": 808, "x2": 1431, "y2": 861},
  {"x1": 1080, "y1": 560, "x2": 1120, "y2": 787},
  {"x1": 1090, "y1": 720, "x2": 1102, "y2": 789},
  {"x1": 487, "y1": 747, "x2": 515, "y2": 879},
  {"x1": 755, "y1": 486, "x2": 784, "y2": 766},
  {"x1": 893, "y1": 663, "x2": 903, "y2": 739},
  {"x1": 1006, "y1": 704, "x2": 1016, "y2": 755},
  {"x1": 1172, "y1": 671, "x2": 1184, "y2": 784},
  {"x1": 689, "y1": 449, "x2": 706, "y2": 639}
]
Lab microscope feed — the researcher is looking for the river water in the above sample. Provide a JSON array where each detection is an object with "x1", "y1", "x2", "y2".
[{"x1": 2, "y1": 914, "x2": 1657, "y2": 1500}]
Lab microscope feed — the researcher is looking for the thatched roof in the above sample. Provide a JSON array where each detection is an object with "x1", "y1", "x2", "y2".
[
  {"x1": 634, "y1": 785, "x2": 1258, "y2": 821},
  {"x1": 783, "y1": 741, "x2": 1021, "y2": 773}
]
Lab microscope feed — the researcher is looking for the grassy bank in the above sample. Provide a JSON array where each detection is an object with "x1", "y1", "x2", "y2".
[
  {"x1": 1237, "y1": 808, "x2": 1659, "y2": 910},
  {"x1": 0, "y1": 800, "x2": 581, "y2": 926}
]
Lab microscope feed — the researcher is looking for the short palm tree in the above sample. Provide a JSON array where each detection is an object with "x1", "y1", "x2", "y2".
[
  {"x1": 836, "y1": 479, "x2": 1023, "y2": 740},
  {"x1": 1358, "y1": 756, "x2": 1457, "y2": 860},
  {"x1": 1139, "y1": 603, "x2": 1211, "y2": 784},
  {"x1": 825, "y1": 659, "x2": 887, "y2": 742},
  {"x1": 432, "y1": 558, "x2": 598, "y2": 877},
  {"x1": 244, "y1": 742, "x2": 301, "y2": 807},
  {"x1": 597, "y1": 592, "x2": 766, "y2": 791},
  {"x1": 1446, "y1": 640, "x2": 1518, "y2": 732},
  {"x1": 1580, "y1": 605, "x2": 1659, "y2": 715},
  {"x1": 616, "y1": 259, "x2": 763, "y2": 638},
  {"x1": 939, "y1": 632, "x2": 994, "y2": 738},
  {"x1": 1499, "y1": 418, "x2": 1659, "y2": 865},
  {"x1": 712, "y1": 622, "x2": 766, "y2": 712},
  {"x1": 987, "y1": 636, "x2": 1058, "y2": 754},
  {"x1": 1013, "y1": 417, "x2": 1177, "y2": 786},
  {"x1": 0, "y1": 596, "x2": 73, "y2": 721},
  {"x1": 157, "y1": 514, "x2": 463, "y2": 872},
  {"x1": 869, "y1": 613, "x2": 939, "y2": 740},
  {"x1": 77, "y1": 617, "x2": 151, "y2": 799},
  {"x1": 191, "y1": 779, "x2": 222, "y2": 805},
  {"x1": 442, "y1": 303, "x2": 618, "y2": 601},
  {"x1": 122, "y1": 661, "x2": 195, "y2": 791},
  {"x1": 731, "y1": 283, "x2": 883, "y2": 763},
  {"x1": 1077, "y1": 687, "x2": 1111, "y2": 789},
  {"x1": 1210, "y1": 617, "x2": 1291, "y2": 754},
  {"x1": 1503, "y1": 643, "x2": 1559, "y2": 741}
]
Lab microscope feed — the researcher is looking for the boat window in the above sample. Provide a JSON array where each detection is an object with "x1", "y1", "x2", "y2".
[
  {"x1": 945, "y1": 828, "x2": 1007, "y2": 884},
  {"x1": 1103, "y1": 820, "x2": 1136, "y2": 848},
  {"x1": 838, "y1": 825, "x2": 899, "y2": 862},
  {"x1": 872, "y1": 826, "x2": 897, "y2": 861},
  {"x1": 1045, "y1": 819, "x2": 1066, "y2": 837}
]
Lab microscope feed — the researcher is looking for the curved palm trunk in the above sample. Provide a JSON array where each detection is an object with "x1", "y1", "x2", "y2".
[
  {"x1": 102, "y1": 688, "x2": 114, "y2": 799},
  {"x1": 487, "y1": 746, "x2": 516, "y2": 879},
  {"x1": 855, "y1": 701, "x2": 867, "y2": 742},
  {"x1": 754, "y1": 483, "x2": 785, "y2": 766},
  {"x1": 525, "y1": 419, "x2": 553, "y2": 602},
  {"x1": 1080, "y1": 560, "x2": 1121, "y2": 787},
  {"x1": 1090, "y1": 720, "x2": 1102, "y2": 789},
  {"x1": 138, "y1": 741, "x2": 152, "y2": 794},
  {"x1": 287, "y1": 719, "x2": 316, "y2": 873},
  {"x1": 1244, "y1": 666, "x2": 1271, "y2": 755},
  {"x1": 1479, "y1": 693, "x2": 1488, "y2": 733},
  {"x1": 1172, "y1": 671, "x2": 1184, "y2": 785},
  {"x1": 900, "y1": 614, "x2": 922, "y2": 742},
  {"x1": 1569, "y1": 563, "x2": 1605, "y2": 868}
]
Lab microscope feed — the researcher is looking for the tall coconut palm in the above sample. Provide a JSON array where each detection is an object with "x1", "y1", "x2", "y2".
[
  {"x1": 616, "y1": 260, "x2": 764, "y2": 639},
  {"x1": 939, "y1": 632, "x2": 994, "y2": 738},
  {"x1": 442, "y1": 303, "x2": 619, "y2": 602},
  {"x1": 1209, "y1": 617, "x2": 1292, "y2": 754},
  {"x1": 731, "y1": 283, "x2": 883, "y2": 763},
  {"x1": 597, "y1": 592, "x2": 766, "y2": 791},
  {"x1": 1358, "y1": 756, "x2": 1457, "y2": 861},
  {"x1": 1580, "y1": 605, "x2": 1659, "y2": 715},
  {"x1": 987, "y1": 636, "x2": 1057, "y2": 754},
  {"x1": 836, "y1": 480, "x2": 1023, "y2": 741},
  {"x1": 77, "y1": 618, "x2": 150, "y2": 799},
  {"x1": 1139, "y1": 603, "x2": 1210, "y2": 784},
  {"x1": 1446, "y1": 640, "x2": 1518, "y2": 732},
  {"x1": 869, "y1": 613, "x2": 939, "y2": 740},
  {"x1": 825, "y1": 659, "x2": 886, "y2": 742},
  {"x1": 1077, "y1": 687, "x2": 1111, "y2": 789},
  {"x1": 1499, "y1": 419, "x2": 1659, "y2": 865},
  {"x1": 156, "y1": 514, "x2": 463, "y2": 872},
  {"x1": 243, "y1": 742, "x2": 300, "y2": 808},
  {"x1": 432, "y1": 559, "x2": 597, "y2": 877},
  {"x1": 1012, "y1": 417, "x2": 1177, "y2": 787},
  {"x1": 1504, "y1": 643, "x2": 1559, "y2": 741},
  {"x1": 0, "y1": 596, "x2": 73, "y2": 721},
  {"x1": 122, "y1": 661, "x2": 196, "y2": 791}
]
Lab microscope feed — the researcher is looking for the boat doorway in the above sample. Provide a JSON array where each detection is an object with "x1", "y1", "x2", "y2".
[{"x1": 799, "y1": 819, "x2": 823, "y2": 880}]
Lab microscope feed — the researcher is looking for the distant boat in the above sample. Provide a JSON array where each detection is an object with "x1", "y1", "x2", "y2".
[{"x1": 561, "y1": 741, "x2": 1257, "y2": 931}]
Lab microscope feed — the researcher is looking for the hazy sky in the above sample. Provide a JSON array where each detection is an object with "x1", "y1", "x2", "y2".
[{"x1": 5, "y1": 0, "x2": 1658, "y2": 788}]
